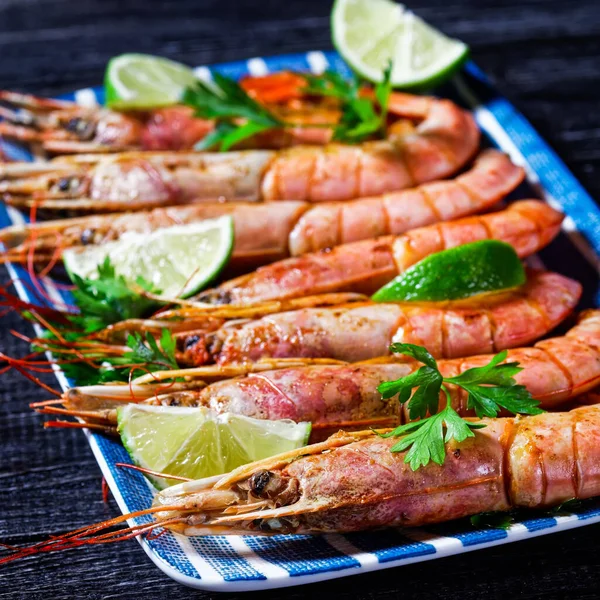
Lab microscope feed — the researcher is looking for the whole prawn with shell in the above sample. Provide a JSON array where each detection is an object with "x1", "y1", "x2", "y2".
[
  {"x1": 192, "y1": 200, "x2": 564, "y2": 305},
  {"x1": 150, "y1": 403, "x2": 600, "y2": 536},
  {"x1": 44, "y1": 310, "x2": 600, "y2": 439},
  {"x1": 67, "y1": 269, "x2": 580, "y2": 367},
  {"x1": 13, "y1": 200, "x2": 570, "y2": 385},
  {"x1": 0, "y1": 91, "x2": 479, "y2": 212},
  {"x1": 0, "y1": 73, "x2": 330, "y2": 153},
  {"x1": 0, "y1": 71, "x2": 478, "y2": 157},
  {"x1": 0, "y1": 149, "x2": 524, "y2": 268},
  {"x1": 5, "y1": 403, "x2": 600, "y2": 561}
]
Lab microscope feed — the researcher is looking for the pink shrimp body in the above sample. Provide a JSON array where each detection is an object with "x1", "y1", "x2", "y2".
[
  {"x1": 261, "y1": 96, "x2": 479, "y2": 202},
  {"x1": 195, "y1": 363, "x2": 403, "y2": 428},
  {"x1": 153, "y1": 404, "x2": 600, "y2": 535},
  {"x1": 0, "y1": 92, "x2": 479, "y2": 211},
  {"x1": 199, "y1": 200, "x2": 564, "y2": 305},
  {"x1": 61, "y1": 311, "x2": 600, "y2": 438},
  {"x1": 0, "y1": 150, "x2": 522, "y2": 268},
  {"x1": 0, "y1": 92, "x2": 214, "y2": 153},
  {"x1": 189, "y1": 310, "x2": 600, "y2": 423},
  {"x1": 288, "y1": 149, "x2": 525, "y2": 254},
  {"x1": 0, "y1": 151, "x2": 276, "y2": 211},
  {"x1": 184, "y1": 271, "x2": 581, "y2": 365}
]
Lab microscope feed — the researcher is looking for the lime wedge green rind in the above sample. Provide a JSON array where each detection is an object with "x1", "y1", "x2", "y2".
[
  {"x1": 372, "y1": 240, "x2": 526, "y2": 303},
  {"x1": 62, "y1": 215, "x2": 234, "y2": 299},
  {"x1": 117, "y1": 404, "x2": 311, "y2": 490},
  {"x1": 105, "y1": 53, "x2": 198, "y2": 109},
  {"x1": 331, "y1": 0, "x2": 469, "y2": 89}
]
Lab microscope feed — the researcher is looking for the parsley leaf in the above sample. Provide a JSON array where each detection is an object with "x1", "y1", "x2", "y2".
[
  {"x1": 67, "y1": 257, "x2": 160, "y2": 337},
  {"x1": 380, "y1": 398, "x2": 484, "y2": 470},
  {"x1": 470, "y1": 511, "x2": 514, "y2": 530},
  {"x1": 377, "y1": 345, "x2": 543, "y2": 470},
  {"x1": 54, "y1": 329, "x2": 179, "y2": 386},
  {"x1": 123, "y1": 330, "x2": 178, "y2": 373},
  {"x1": 27, "y1": 258, "x2": 178, "y2": 386},
  {"x1": 445, "y1": 351, "x2": 544, "y2": 418},
  {"x1": 547, "y1": 498, "x2": 582, "y2": 515},
  {"x1": 304, "y1": 65, "x2": 392, "y2": 143},
  {"x1": 184, "y1": 73, "x2": 282, "y2": 151}
]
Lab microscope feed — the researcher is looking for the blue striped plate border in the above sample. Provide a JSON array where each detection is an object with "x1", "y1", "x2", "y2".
[{"x1": 1, "y1": 51, "x2": 599, "y2": 591}]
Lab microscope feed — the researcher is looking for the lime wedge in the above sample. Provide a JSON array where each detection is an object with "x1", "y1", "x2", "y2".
[
  {"x1": 117, "y1": 404, "x2": 311, "y2": 489},
  {"x1": 332, "y1": 0, "x2": 469, "y2": 88},
  {"x1": 105, "y1": 53, "x2": 198, "y2": 109},
  {"x1": 372, "y1": 240, "x2": 526, "y2": 303},
  {"x1": 62, "y1": 216, "x2": 234, "y2": 299}
]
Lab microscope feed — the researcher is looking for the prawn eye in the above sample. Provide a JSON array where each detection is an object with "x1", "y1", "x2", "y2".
[
  {"x1": 184, "y1": 335, "x2": 200, "y2": 350},
  {"x1": 65, "y1": 117, "x2": 96, "y2": 141},
  {"x1": 54, "y1": 177, "x2": 80, "y2": 193},
  {"x1": 57, "y1": 177, "x2": 71, "y2": 191},
  {"x1": 80, "y1": 228, "x2": 96, "y2": 245},
  {"x1": 249, "y1": 470, "x2": 273, "y2": 497}
]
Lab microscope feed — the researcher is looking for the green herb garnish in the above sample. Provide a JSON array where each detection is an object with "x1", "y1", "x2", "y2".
[
  {"x1": 183, "y1": 67, "x2": 392, "y2": 149},
  {"x1": 547, "y1": 498, "x2": 582, "y2": 515},
  {"x1": 54, "y1": 329, "x2": 178, "y2": 387},
  {"x1": 25, "y1": 258, "x2": 178, "y2": 386},
  {"x1": 183, "y1": 73, "x2": 283, "y2": 151},
  {"x1": 470, "y1": 498, "x2": 587, "y2": 531},
  {"x1": 303, "y1": 65, "x2": 392, "y2": 142},
  {"x1": 377, "y1": 343, "x2": 543, "y2": 470},
  {"x1": 470, "y1": 511, "x2": 514, "y2": 530},
  {"x1": 67, "y1": 257, "x2": 161, "y2": 337}
]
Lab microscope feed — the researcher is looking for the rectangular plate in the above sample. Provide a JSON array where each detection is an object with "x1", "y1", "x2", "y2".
[{"x1": 1, "y1": 51, "x2": 600, "y2": 592}]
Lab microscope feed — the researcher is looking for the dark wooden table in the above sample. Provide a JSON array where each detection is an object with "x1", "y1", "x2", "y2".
[{"x1": 1, "y1": 0, "x2": 599, "y2": 598}]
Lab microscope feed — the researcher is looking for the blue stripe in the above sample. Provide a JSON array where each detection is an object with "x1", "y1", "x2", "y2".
[
  {"x1": 263, "y1": 53, "x2": 310, "y2": 73},
  {"x1": 321, "y1": 50, "x2": 354, "y2": 77},
  {"x1": 189, "y1": 537, "x2": 266, "y2": 581},
  {"x1": 94, "y1": 88, "x2": 106, "y2": 105},
  {"x1": 347, "y1": 530, "x2": 436, "y2": 563},
  {"x1": 425, "y1": 521, "x2": 508, "y2": 546},
  {"x1": 0, "y1": 140, "x2": 33, "y2": 161},
  {"x1": 93, "y1": 433, "x2": 204, "y2": 580},
  {"x1": 521, "y1": 517, "x2": 557, "y2": 533},
  {"x1": 210, "y1": 60, "x2": 250, "y2": 80},
  {"x1": 576, "y1": 505, "x2": 600, "y2": 521},
  {"x1": 244, "y1": 535, "x2": 361, "y2": 576},
  {"x1": 462, "y1": 63, "x2": 600, "y2": 260}
]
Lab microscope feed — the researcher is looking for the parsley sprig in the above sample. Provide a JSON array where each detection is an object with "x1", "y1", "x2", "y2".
[
  {"x1": 303, "y1": 66, "x2": 392, "y2": 142},
  {"x1": 377, "y1": 343, "x2": 544, "y2": 470},
  {"x1": 26, "y1": 258, "x2": 179, "y2": 386},
  {"x1": 470, "y1": 498, "x2": 585, "y2": 531},
  {"x1": 183, "y1": 67, "x2": 392, "y2": 150},
  {"x1": 66, "y1": 257, "x2": 161, "y2": 338},
  {"x1": 183, "y1": 73, "x2": 284, "y2": 151},
  {"x1": 56, "y1": 329, "x2": 178, "y2": 386}
]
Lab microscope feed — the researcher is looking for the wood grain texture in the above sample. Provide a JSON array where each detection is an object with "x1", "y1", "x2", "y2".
[{"x1": 0, "y1": 0, "x2": 599, "y2": 597}]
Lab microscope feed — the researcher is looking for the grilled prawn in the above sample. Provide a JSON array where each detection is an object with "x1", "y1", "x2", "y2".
[
  {"x1": 151, "y1": 403, "x2": 600, "y2": 535},
  {"x1": 0, "y1": 73, "x2": 327, "y2": 153},
  {"x1": 51, "y1": 310, "x2": 600, "y2": 435},
  {"x1": 0, "y1": 94, "x2": 478, "y2": 212},
  {"x1": 0, "y1": 84, "x2": 477, "y2": 159},
  {"x1": 195, "y1": 200, "x2": 563, "y2": 305},
  {"x1": 0, "y1": 93, "x2": 213, "y2": 154},
  {"x1": 9, "y1": 402, "x2": 600, "y2": 562},
  {"x1": 180, "y1": 270, "x2": 580, "y2": 365},
  {"x1": 0, "y1": 150, "x2": 524, "y2": 268}
]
